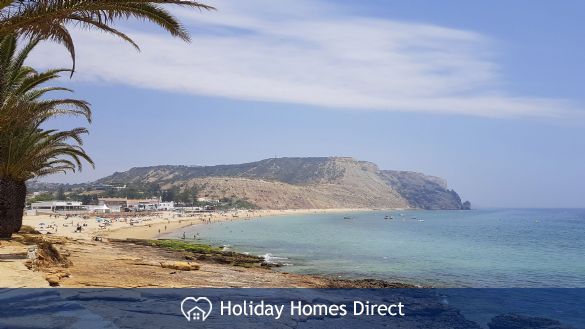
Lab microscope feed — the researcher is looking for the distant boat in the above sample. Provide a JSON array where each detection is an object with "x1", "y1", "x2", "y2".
[
  {"x1": 384, "y1": 215, "x2": 389, "y2": 219},
  {"x1": 418, "y1": 219, "x2": 425, "y2": 222},
  {"x1": 343, "y1": 216, "x2": 352, "y2": 219}
]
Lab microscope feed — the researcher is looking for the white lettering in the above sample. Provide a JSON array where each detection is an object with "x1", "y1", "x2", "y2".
[
  {"x1": 353, "y1": 301, "x2": 405, "y2": 316},
  {"x1": 220, "y1": 301, "x2": 232, "y2": 315},
  {"x1": 221, "y1": 300, "x2": 404, "y2": 319},
  {"x1": 290, "y1": 301, "x2": 348, "y2": 317},
  {"x1": 220, "y1": 300, "x2": 285, "y2": 319}
]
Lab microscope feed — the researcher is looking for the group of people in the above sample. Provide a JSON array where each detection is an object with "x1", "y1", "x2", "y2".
[{"x1": 75, "y1": 222, "x2": 88, "y2": 233}]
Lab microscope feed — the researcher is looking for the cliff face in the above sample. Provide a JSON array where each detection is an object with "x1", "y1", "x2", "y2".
[
  {"x1": 379, "y1": 171, "x2": 463, "y2": 210},
  {"x1": 97, "y1": 157, "x2": 468, "y2": 210}
]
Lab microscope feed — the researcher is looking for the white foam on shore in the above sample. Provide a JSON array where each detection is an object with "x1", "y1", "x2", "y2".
[{"x1": 263, "y1": 253, "x2": 290, "y2": 265}]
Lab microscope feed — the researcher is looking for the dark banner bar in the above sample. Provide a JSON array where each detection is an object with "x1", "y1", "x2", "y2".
[{"x1": 1, "y1": 288, "x2": 583, "y2": 328}]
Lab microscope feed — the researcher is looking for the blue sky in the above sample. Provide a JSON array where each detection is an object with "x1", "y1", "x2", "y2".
[{"x1": 31, "y1": 0, "x2": 585, "y2": 208}]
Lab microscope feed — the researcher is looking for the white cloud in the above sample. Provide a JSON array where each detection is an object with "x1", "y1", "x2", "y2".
[{"x1": 30, "y1": 0, "x2": 579, "y2": 118}]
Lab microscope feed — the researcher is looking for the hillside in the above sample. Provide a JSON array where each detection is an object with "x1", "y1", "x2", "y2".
[{"x1": 96, "y1": 157, "x2": 469, "y2": 210}]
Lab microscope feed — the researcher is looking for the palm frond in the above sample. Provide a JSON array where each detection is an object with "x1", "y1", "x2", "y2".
[
  {"x1": 0, "y1": 34, "x2": 93, "y2": 182},
  {"x1": 0, "y1": 0, "x2": 215, "y2": 72}
]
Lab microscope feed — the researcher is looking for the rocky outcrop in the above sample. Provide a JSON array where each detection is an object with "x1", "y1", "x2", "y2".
[{"x1": 379, "y1": 170, "x2": 466, "y2": 210}]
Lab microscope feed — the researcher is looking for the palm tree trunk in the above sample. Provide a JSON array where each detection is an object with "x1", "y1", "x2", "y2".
[{"x1": 0, "y1": 176, "x2": 26, "y2": 239}]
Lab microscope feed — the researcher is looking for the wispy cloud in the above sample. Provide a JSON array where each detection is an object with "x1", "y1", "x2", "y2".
[{"x1": 30, "y1": 0, "x2": 579, "y2": 118}]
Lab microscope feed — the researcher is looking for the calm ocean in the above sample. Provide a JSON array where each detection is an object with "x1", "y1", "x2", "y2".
[{"x1": 164, "y1": 209, "x2": 585, "y2": 287}]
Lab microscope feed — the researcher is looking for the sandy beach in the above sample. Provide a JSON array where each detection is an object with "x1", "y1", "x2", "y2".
[
  {"x1": 21, "y1": 208, "x2": 368, "y2": 240},
  {"x1": 1, "y1": 208, "x2": 407, "y2": 288}
]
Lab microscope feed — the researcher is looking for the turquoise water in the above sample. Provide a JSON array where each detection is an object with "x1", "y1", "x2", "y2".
[{"x1": 163, "y1": 209, "x2": 585, "y2": 287}]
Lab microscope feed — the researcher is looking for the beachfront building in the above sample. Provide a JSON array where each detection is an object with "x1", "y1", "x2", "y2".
[
  {"x1": 128, "y1": 198, "x2": 160, "y2": 211},
  {"x1": 158, "y1": 201, "x2": 175, "y2": 211},
  {"x1": 98, "y1": 197, "x2": 174, "y2": 212},
  {"x1": 31, "y1": 201, "x2": 84, "y2": 213},
  {"x1": 87, "y1": 204, "x2": 111, "y2": 213},
  {"x1": 98, "y1": 197, "x2": 127, "y2": 212},
  {"x1": 98, "y1": 197, "x2": 127, "y2": 207}
]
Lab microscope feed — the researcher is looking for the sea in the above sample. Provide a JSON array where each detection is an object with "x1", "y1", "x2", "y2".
[{"x1": 163, "y1": 208, "x2": 585, "y2": 288}]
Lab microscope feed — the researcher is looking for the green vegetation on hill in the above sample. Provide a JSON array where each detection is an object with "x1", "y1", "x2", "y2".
[
  {"x1": 216, "y1": 197, "x2": 258, "y2": 210},
  {"x1": 26, "y1": 181, "x2": 258, "y2": 210}
]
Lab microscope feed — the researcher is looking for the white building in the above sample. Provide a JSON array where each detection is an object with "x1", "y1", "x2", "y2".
[
  {"x1": 31, "y1": 201, "x2": 84, "y2": 213},
  {"x1": 157, "y1": 201, "x2": 175, "y2": 211},
  {"x1": 87, "y1": 204, "x2": 112, "y2": 214}
]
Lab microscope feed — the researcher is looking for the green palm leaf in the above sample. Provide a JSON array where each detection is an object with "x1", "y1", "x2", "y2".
[
  {"x1": 0, "y1": 0, "x2": 215, "y2": 72},
  {"x1": 0, "y1": 34, "x2": 93, "y2": 181}
]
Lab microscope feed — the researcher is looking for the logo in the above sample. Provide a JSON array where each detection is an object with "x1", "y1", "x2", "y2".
[{"x1": 181, "y1": 297, "x2": 213, "y2": 322}]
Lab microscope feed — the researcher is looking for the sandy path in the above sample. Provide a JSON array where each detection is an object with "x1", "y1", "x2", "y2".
[{"x1": 0, "y1": 242, "x2": 49, "y2": 288}]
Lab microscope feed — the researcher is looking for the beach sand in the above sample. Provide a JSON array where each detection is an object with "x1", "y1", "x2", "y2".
[
  {"x1": 22, "y1": 208, "x2": 367, "y2": 240},
  {"x1": 1, "y1": 208, "x2": 399, "y2": 288}
]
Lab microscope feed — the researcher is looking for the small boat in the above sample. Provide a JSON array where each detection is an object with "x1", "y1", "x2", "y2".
[
  {"x1": 384, "y1": 215, "x2": 389, "y2": 219},
  {"x1": 343, "y1": 216, "x2": 351, "y2": 219}
]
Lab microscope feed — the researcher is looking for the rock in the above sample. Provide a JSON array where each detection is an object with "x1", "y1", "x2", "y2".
[
  {"x1": 325, "y1": 278, "x2": 417, "y2": 288},
  {"x1": 488, "y1": 313, "x2": 573, "y2": 329},
  {"x1": 45, "y1": 272, "x2": 69, "y2": 287},
  {"x1": 380, "y1": 170, "x2": 465, "y2": 210},
  {"x1": 45, "y1": 275, "x2": 60, "y2": 287},
  {"x1": 159, "y1": 261, "x2": 200, "y2": 271}
]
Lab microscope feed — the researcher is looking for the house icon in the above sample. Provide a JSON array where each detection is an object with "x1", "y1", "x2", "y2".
[
  {"x1": 181, "y1": 297, "x2": 213, "y2": 322},
  {"x1": 189, "y1": 306, "x2": 207, "y2": 321}
]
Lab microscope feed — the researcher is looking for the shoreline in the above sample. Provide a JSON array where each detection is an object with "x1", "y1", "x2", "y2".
[
  {"x1": 1, "y1": 208, "x2": 416, "y2": 288},
  {"x1": 104, "y1": 207, "x2": 377, "y2": 240},
  {"x1": 1, "y1": 231, "x2": 415, "y2": 288}
]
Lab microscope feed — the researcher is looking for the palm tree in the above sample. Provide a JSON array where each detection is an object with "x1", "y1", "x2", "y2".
[
  {"x1": 0, "y1": 34, "x2": 93, "y2": 238},
  {"x1": 0, "y1": 128, "x2": 93, "y2": 238},
  {"x1": 0, "y1": 0, "x2": 214, "y2": 71}
]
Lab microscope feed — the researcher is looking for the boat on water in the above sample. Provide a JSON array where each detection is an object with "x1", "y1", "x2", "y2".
[
  {"x1": 343, "y1": 216, "x2": 352, "y2": 219},
  {"x1": 384, "y1": 215, "x2": 389, "y2": 219}
]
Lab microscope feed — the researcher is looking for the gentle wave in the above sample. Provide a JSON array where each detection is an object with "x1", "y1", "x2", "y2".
[{"x1": 263, "y1": 253, "x2": 290, "y2": 265}]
